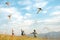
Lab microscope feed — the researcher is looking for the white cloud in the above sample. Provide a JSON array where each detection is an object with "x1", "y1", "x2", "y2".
[
  {"x1": 35, "y1": 14, "x2": 60, "y2": 33},
  {"x1": 0, "y1": 7, "x2": 33, "y2": 27},
  {"x1": 18, "y1": 0, "x2": 32, "y2": 11},
  {"x1": 51, "y1": 11, "x2": 60, "y2": 16},
  {"x1": 24, "y1": 6, "x2": 31, "y2": 11},
  {"x1": 0, "y1": 7, "x2": 35, "y2": 35},
  {"x1": 0, "y1": 7, "x2": 24, "y2": 20},
  {"x1": 8, "y1": 19, "x2": 34, "y2": 34},
  {"x1": 18, "y1": 0, "x2": 32, "y2": 6},
  {"x1": 0, "y1": 7, "x2": 16, "y2": 14},
  {"x1": 23, "y1": 13, "x2": 32, "y2": 19},
  {"x1": 42, "y1": 10, "x2": 48, "y2": 15},
  {"x1": 43, "y1": 18, "x2": 60, "y2": 22},
  {"x1": 23, "y1": 20, "x2": 34, "y2": 26},
  {"x1": 12, "y1": 20, "x2": 34, "y2": 28},
  {"x1": 45, "y1": 6, "x2": 52, "y2": 10},
  {"x1": 54, "y1": 6, "x2": 60, "y2": 10},
  {"x1": 25, "y1": 13, "x2": 31, "y2": 16},
  {"x1": 33, "y1": 1, "x2": 48, "y2": 8},
  {"x1": 43, "y1": 11, "x2": 47, "y2": 13}
]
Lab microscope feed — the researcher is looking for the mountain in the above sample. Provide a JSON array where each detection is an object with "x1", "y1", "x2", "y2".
[
  {"x1": 38, "y1": 32, "x2": 60, "y2": 38},
  {"x1": 28, "y1": 31, "x2": 60, "y2": 40}
]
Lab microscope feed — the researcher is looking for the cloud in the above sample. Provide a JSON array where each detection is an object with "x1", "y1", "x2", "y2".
[
  {"x1": 18, "y1": 0, "x2": 48, "y2": 12},
  {"x1": 43, "y1": 11, "x2": 47, "y2": 13},
  {"x1": 23, "y1": 13, "x2": 32, "y2": 19},
  {"x1": 18, "y1": 0, "x2": 32, "y2": 11},
  {"x1": 23, "y1": 6, "x2": 31, "y2": 11},
  {"x1": 0, "y1": 7, "x2": 15, "y2": 14},
  {"x1": 0, "y1": 7, "x2": 34, "y2": 35},
  {"x1": 34, "y1": 12, "x2": 60, "y2": 33},
  {"x1": 51, "y1": 11, "x2": 60, "y2": 16},
  {"x1": 54, "y1": 6, "x2": 60, "y2": 10},
  {"x1": 0, "y1": 7, "x2": 60, "y2": 34},
  {"x1": 34, "y1": 22, "x2": 60, "y2": 33},
  {"x1": 18, "y1": 0, "x2": 32, "y2": 6},
  {"x1": 23, "y1": 20, "x2": 34, "y2": 26},
  {"x1": 33, "y1": 1, "x2": 48, "y2": 8},
  {"x1": 0, "y1": 7, "x2": 34, "y2": 28}
]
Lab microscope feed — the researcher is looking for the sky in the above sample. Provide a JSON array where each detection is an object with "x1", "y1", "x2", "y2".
[{"x1": 0, "y1": 0, "x2": 60, "y2": 36}]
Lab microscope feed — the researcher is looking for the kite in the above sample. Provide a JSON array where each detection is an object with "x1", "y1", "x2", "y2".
[
  {"x1": 8, "y1": 14, "x2": 12, "y2": 19},
  {"x1": 5, "y1": 2, "x2": 10, "y2": 6},
  {"x1": 37, "y1": 8, "x2": 42, "y2": 14}
]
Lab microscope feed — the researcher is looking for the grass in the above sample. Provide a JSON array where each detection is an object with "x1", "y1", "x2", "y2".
[{"x1": 0, "y1": 34, "x2": 47, "y2": 40}]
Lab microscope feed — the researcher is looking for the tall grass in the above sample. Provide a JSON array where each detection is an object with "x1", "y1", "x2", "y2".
[{"x1": 0, "y1": 34, "x2": 47, "y2": 40}]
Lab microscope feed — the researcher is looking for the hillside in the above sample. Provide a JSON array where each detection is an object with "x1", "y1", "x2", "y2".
[{"x1": 0, "y1": 34, "x2": 47, "y2": 40}]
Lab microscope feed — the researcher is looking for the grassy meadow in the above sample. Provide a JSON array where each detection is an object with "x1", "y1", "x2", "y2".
[{"x1": 0, "y1": 34, "x2": 48, "y2": 40}]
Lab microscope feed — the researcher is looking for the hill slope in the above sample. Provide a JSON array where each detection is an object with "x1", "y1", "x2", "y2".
[{"x1": 0, "y1": 34, "x2": 47, "y2": 40}]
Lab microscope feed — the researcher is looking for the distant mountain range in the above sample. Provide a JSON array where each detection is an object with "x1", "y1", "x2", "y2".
[{"x1": 28, "y1": 31, "x2": 60, "y2": 38}]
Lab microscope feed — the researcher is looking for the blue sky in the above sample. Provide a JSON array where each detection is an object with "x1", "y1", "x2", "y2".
[{"x1": 0, "y1": 0, "x2": 60, "y2": 35}]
